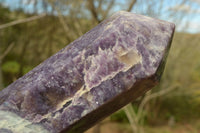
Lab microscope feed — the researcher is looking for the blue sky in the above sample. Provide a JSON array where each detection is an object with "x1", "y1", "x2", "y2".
[{"x1": 1, "y1": 0, "x2": 200, "y2": 33}]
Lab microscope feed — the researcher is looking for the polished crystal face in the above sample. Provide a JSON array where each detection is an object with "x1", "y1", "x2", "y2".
[{"x1": 0, "y1": 11, "x2": 175, "y2": 133}]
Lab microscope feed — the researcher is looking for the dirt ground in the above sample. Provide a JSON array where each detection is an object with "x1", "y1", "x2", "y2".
[
  {"x1": 85, "y1": 120, "x2": 200, "y2": 133},
  {"x1": 85, "y1": 122, "x2": 131, "y2": 133}
]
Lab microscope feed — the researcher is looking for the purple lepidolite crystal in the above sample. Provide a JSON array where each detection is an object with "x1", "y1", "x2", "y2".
[{"x1": 0, "y1": 11, "x2": 175, "y2": 133}]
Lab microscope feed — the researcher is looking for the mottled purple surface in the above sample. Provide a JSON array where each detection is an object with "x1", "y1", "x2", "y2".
[{"x1": 0, "y1": 11, "x2": 175, "y2": 133}]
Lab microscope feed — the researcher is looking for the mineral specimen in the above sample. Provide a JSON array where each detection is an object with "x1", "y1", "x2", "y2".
[{"x1": 0, "y1": 11, "x2": 175, "y2": 133}]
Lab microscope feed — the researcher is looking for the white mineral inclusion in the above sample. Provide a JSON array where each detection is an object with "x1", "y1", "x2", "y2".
[
  {"x1": 84, "y1": 46, "x2": 142, "y2": 90},
  {"x1": 0, "y1": 110, "x2": 49, "y2": 133}
]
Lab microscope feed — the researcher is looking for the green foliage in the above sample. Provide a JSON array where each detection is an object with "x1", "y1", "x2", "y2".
[
  {"x1": 0, "y1": 4, "x2": 11, "y2": 23},
  {"x1": 22, "y1": 66, "x2": 33, "y2": 75},
  {"x1": 2, "y1": 61, "x2": 20, "y2": 74},
  {"x1": 110, "y1": 110, "x2": 129, "y2": 123},
  {"x1": 159, "y1": 95, "x2": 200, "y2": 122}
]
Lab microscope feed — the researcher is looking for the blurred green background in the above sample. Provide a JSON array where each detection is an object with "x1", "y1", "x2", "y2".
[{"x1": 0, "y1": 0, "x2": 200, "y2": 133}]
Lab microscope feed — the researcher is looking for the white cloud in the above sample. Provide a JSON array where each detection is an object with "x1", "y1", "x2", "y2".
[
  {"x1": 191, "y1": 0, "x2": 200, "y2": 4},
  {"x1": 186, "y1": 21, "x2": 200, "y2": 33},
  {"x1": 169, "y1": 3, "x2": 200, "y2": 14},
  {"x1": 21, "y1": 0, "x2": 35, "y2": 5},
  {"x1": 169, "y1": 4, "x2": 191, "y2": 13}
]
